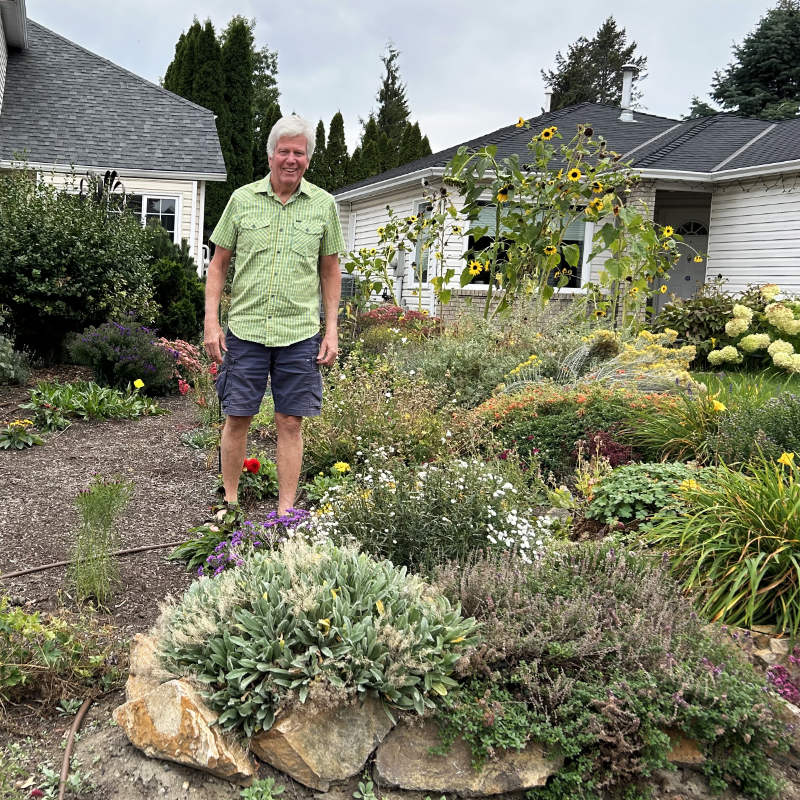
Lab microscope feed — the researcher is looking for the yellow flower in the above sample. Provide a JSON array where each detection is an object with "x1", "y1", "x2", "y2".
[
  {"x1": 591, "y1": 181, "x2": 603, "y2": 194},
  {"x1": 567, "y1": 168, "x2": 582, "y2": 182},
  {"x1": 468, "y1": 260, "x2": 483, "y2": 276},
  {"x1": 711, "y1": 399, "x2": 727, "y2": 412},
  {"x1": 375, "y1": 600, "x2": 385, "y2": 615},
  {"x1": 693, "y1": 255, "x2": 703, "y2": 263},
  {"x1": 496, "y1": 187, "x2": 509, "y2": 203},
  {"x1": 516, "y1": 116, "x2": 526, "y2": 128},
  {"x1": 661, "y1": 225, "x2": 674, "y2": 238},
  {"x1": 630, "y1": 287, "x2": 639, "y2": 295},
  {"x1": 376, "y1": 226, "x2": 385, "y2": 237},
  {"x1": 331, "y1": 588, "x2": 339, "y2": 599},
  {"x1": 451, "y1": 636, "x2": 465, "y2": 643},
  {"x1": 778, "y1": 452, "x2": 796, "y2": 467},
  {"x1": 679, "y1": 478, "x2": 700, "y2": 492},
  {"x1": 540, "y1": 127, "x2": 555, "y2": 140},
  {"x1": 332, "y1": 461, "x2": 351, "y2": 474},
  {"x1": 133, "y1": 379, "x2": 145, "y2": 389},
  {"x1": 318, "y1": 618, "x2": 331, "y2": 633},
  {"x1": 659, "y1": 284, "x2": 668, "y2": 294},
  {"x1": 543, "y1": 245, "x2": 557, "y2": 256}
]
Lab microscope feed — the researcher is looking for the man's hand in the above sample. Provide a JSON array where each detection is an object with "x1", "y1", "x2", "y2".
[
  {"x1": 204, "y1": 324, "x2": 227, "y2": 364},
  {"x1": 316, "y1": 330, "x2": 339, "y2": 367}
]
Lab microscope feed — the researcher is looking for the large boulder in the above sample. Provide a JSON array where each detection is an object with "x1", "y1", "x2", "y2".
[
  {"x1": 250, "y1": 694, "x2": 393, "y2": 791},
  {"x1": 374, "y1": 718, "x2": 562, "y2": 796},
  {"x1": 113, "y1": 679, "x2": 256, "y2": 786},
  {"x1": 125, "y1": 633, "x2": 173, "y2": 702}
]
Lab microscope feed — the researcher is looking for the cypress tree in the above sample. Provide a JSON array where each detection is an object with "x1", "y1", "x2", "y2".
[
  {"x1": 347, "y1": 147, "x2": 364, "y2": 184},
  {"x1": 252, "y1": 42, "x2": 280, "y2": 175},
  {"x1": 326, "y1": 112, "x2": 349, "y2": 191},
  {"x1": 419, "y1": 134, "x2": 432, "y2": 158},
  {"x1": 376, "y1": 45, "x2": 410, "y2": 146},
  {"x1": 305, "y1": 120, "x2": 328, "y2": 189},
  {"x1": 397, "y1": 122, "x2": 421, "y2": 166},
  {"x1": 254, "y1": 102, "x2": 282, "y2": 178},
  {"x1": 221, "y1": 16, "x2": 255, "y2": 192}
]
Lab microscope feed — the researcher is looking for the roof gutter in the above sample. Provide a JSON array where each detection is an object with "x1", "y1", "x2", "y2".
[
  {"x1": 334, "y1": 166, "x2": 446, "y2": 202},
  {"x1": 0, "y1": 0, "x2": 28, "y2": 48},
  {"x1": 0, "y1": 159, "x2": 227, "y2": 182}
]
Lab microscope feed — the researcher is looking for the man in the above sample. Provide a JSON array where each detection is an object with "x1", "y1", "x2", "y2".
[{"x1": 204, "y1": 115, "x2": 344, "y2": 516}]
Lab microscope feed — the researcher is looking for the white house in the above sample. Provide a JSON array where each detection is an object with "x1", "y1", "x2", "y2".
[
  {"x1": 334, "y1": 83, "x2": 800, "y2": 318},
  {"x1": 0, "y1": 1, "x2": 226, "y2": 267}
]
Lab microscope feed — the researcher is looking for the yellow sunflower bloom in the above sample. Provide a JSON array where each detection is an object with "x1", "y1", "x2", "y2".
[
  {"x1": 496, "y1": 188, "x2": 509, "y2": 202},
  {"x1": 693, "y1": 255, "x2": 704, "y2": 263},
  {"x1": 516, "y1": 116, "x2": 526, "y2": 128},
  {"x1": 661, "y1": 225, "x2": 674, "y2": 238},
  {"x1": 659, "y1": 284, "x2": 668, "y2": 294},
  {"x1": 778, "y1": 452, "x2": 796, "y2": 467},
  {"x1": 630, "y1": 287, "x2": 639, "y2": 295},
  {"x1": 540, "y1": 127, "x2": 554, "y2": 140},
  {"x1": 591, "y1": 181, "x2": 603, "y2": 194},
  {"x1": 544, "y1": 245, "x2": 557, "y2": 256},
  {"x1": 468, "y1": 260, "x2": 483, "y2": 276},
  {"x1": 567, "y1": 168, "x2": 582, "y2": 182}
]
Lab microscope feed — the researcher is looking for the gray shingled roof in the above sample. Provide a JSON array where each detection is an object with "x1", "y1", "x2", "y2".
[
  {"x1": 0, "y1": 20, "x2": 226, "y2": 177},
  {"x1": 335, "y1": 103, "x2": 800, "y2": 195}
]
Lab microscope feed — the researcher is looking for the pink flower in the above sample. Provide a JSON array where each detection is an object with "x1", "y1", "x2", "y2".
[
  {"x1": 177, "y1": 378, "x2": 189, "y2": 396},
  {"x1": 30, "y1": 790, "x2": 45, "y2": 799}
]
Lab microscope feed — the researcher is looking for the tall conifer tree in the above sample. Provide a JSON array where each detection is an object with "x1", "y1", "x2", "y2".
[
  {"x1": 254, "y1": 102, "x2": 282, "y2": 178},
  {"x1": 305, "y1": 120, "x2": 328, "y2": 189},
  {"x1": 252, "y1": 42, "x2": 280, "y2": 175},
  {"x1": 326, "y1": 112, "x2": 349, "y2": 191}
]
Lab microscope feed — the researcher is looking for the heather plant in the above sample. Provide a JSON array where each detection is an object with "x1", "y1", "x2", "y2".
[
  {"x1": 68, "y1": 318, "x2": 179, "y2": 395},
  {"x1": 157, "y1": 538, "x2": 477, "y2": 736},
  {"x1": 300, "y1": 351, "x2": 447, "y2": 476},
  {"x1": 0, "y1": 596, "x2": 122, "y2": 708},
  {"x1": 20, "y1": 380, "x2": 164, "y2": 431},
  {"x1": 433, "y1": 545, "x2": 787, "y2": 798},
  {"x1": 646, "y1": 453, "x2": 800, "y2": 634},
  {"x1": 69, "y1": 475, "x2": 133, "y2": 605},
  {"x1": 585, "y1": 461, "x2": 710, "y2": 524},
  {"x1": 303, "y1": 452, "x2": 551, "y2": 571}
]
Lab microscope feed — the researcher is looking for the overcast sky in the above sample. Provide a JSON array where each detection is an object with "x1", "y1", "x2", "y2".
[{"x1": 29, "y1": 0, "x2": 777, "y2": 155}]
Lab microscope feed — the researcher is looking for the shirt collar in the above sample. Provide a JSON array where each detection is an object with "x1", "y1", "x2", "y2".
[{"x1": 257, "y1": 174, "x2": 311, "y2": 199}]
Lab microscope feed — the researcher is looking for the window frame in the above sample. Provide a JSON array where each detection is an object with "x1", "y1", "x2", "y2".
[{"x1": 111, "y1": 192, "x2": 182, "y2": 244}]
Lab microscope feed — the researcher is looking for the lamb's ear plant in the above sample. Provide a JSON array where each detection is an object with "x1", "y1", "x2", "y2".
[
  {"x1": 240, "y1": 777, "x2": 284, "y2": 800},
  {"x1": 158, "y1": 539, "x2": 478, "y2": 738}
]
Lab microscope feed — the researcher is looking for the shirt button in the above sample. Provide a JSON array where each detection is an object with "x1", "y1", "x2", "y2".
[{"x1": 277, "y1": 250, "x2": 281, "y2": 254}]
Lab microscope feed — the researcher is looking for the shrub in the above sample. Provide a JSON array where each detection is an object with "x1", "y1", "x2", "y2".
[
  {"x1": 0, "y1": 169, "x2": 154, "y2": 356},
  {"x1": 477, "y1": 383, "x2": 646, "y2": 478},
  {"x1": 20, "y1": 381, "x2": 164, "y2": 431},
  {"x1": 299, "y1": 352, "x2": 447, "y2": 476},
  {"x1": 157, "y1": 538, "x2": 477, "y2": 736},
  {"x1": 357, "y1": 305, "x2": 439, "y2": 335},
  {"x1": 0, "y1": 596, "x2": 122, "y2": 707},
  {"x1": 304, "y1": 453, "x2": 551, "y2": 572},
  {"x1": 585, "y1": 461, "x2": 709, "y2": 524},
  {"x1": 646, "y1": 454, "x2": 800, "y2": 634},
  {"x1": 434, "y1": 545, "x2": 787, "y2": 798},
  {"x1": 68, "y1": 319, "x2": 179, "y2": 394},
  {"x1": 213, "y1": 454, "x2": 279, "y2": 505},
  {"x1": 0, "y1": 333, "x2": 29, "y2": 386}
]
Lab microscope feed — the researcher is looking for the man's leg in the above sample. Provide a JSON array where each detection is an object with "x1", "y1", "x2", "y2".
[
  {"x1": 274, "y1": 411, "x2": 303, "y2": 515},
  {"x1": 220, "y1": 414, "x2": 253, "y2": 504}
]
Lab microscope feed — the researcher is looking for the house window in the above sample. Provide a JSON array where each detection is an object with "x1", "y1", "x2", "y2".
[
  {"x1": 111, "y1": 193, "x2": 180, "y2": 243},
  {"x1": 466, "y1": 204, "x2": 591, "y2": 289},
  {"x1": 676, "y1": 220, "x2": 708, "y2": 236}
]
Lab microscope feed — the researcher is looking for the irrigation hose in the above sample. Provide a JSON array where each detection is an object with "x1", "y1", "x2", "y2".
[
  {"x1": 0, "y1": 540, "x2": 186, "y2": 580},
  {"x1": 58, "y1": 696, "x2": 93, "y2": 800}
]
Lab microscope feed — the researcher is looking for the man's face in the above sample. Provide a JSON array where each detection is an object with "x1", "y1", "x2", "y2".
[{"x1": 268, "y1": 135, "x2": 310, "y2": 193}]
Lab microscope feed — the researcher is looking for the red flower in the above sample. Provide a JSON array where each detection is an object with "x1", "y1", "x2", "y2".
[
  {"x1": 30, "y1": 791, "x2": 45, "y2": 799},
  {"x1": 243, "y1": 458, "x2": 261, "y2": 474},
  {"x1": 177, "y1": 378, "x2": 189, "y2": 396},
  {"x1": 209, "y1": 363, "x2": 218, "y2": 377}
]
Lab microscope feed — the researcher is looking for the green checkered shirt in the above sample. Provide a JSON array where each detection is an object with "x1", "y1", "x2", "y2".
[{"x1": 210, "y1": 175, "x2": 345, "y2": 347}]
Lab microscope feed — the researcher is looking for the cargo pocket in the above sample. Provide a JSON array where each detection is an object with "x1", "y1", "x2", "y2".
[{"x1": 215, "y1": 356, "x2": 235, "y2": 402}]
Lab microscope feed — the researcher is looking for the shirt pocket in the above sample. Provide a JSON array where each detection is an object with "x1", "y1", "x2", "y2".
[
  {"x1": 292, "y1": 218, "x2": 324, "y2": 261},
  {"x1": 238, "y1": 217, "x2": 271, "y2": 255}
]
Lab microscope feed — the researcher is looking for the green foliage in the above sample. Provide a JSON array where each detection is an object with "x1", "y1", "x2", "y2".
[
  {"x1": 213, "y1": 454, "x2": 279, "y2": 504},
  {"x1": 304, "y1": 453, "x2": 550, "y2": 572},
  {"x1": 0, "y1": 743, "x2": 25, "y2": 800},
  {"x1": 711, "y1": 0, "x2": 800, "y2": 118},
  {"x1": 646, "y1": 454, "x2": 800, "y2": 634},
  {"x1": 158, "y1": 539, "x2": 477, "y2": 737},
  {"x1": 300, "y1": 351, "x2": 447, "y2": 477},
  {"x1": 241, "y1": 777, "x2": 285, "y2": 800},
  {"x1": 0, "y1": 596, "x2": 122, "y2": 707},
  {"x1": 302, "y1": 463, "x2": 354, "y2": 505},
  {"x1": 0, "y1": 169, "x2": 154, "y2": 356},
  {"x1": 0, "y1": 419, "x2": 43, "y2": 450},
  {"x1": 586, "y1": 461, "x2": 707, "y2": 523},
  {"x1": 434, "y1": 546, "x2": 787, "y2": 797},
  {"x1": 168, "y1": 504, "x2": 245, "y2": 571},
  {"x1": 0, "y1": 333, "x2": 29, "y2": 385},
  {"x1": 68, "y1": 320, "x2": 179, "y2": 395},
  {"x1": 684, "y1": 96, "x2": 720, "y2": 119},
  {"x1": 305, "y1": 120, "x2": 328, "y2": 189},
  {"x1": 21, "y1": 380, "x2": 164, "y2": 431},
  {"x1": 326, "y1": 111, "x2": 350, "y2": 191},
  {"x1": 251, "y1": 39, "x2": 280, "y2": 179},
  {"x1": 542, "y1": 16, "x2": 648, "y2": 109},
  {"x1": 69, "y1": 475, "x2": 133, "y2": 605}
]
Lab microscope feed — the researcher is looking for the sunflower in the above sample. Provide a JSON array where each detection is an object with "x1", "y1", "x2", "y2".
[
  {"x1": 594, "y1": 309, "x2": 606, "y2": 318},
  {"x1": 591, "y1": 181, "x2": 603, "y2": 194},
  {"x1": 516, "y1": 117, "x2": 526, "y2": 128},
  {"x1": 630, "y1": 287, "x2": 639, "y2": 295},
  {"x1": 468, "y1": 260, "x2": 483, "y2": 276},
  {"x1": 661, "y1": 225, "x2": 674, "y2": 238},
  {"x1": 540, "y1": 127, "x2": 555, "y2": 140},
  {"x1": 693, "y1": 255, "x2": 704, "y2": 263},
  {"x1": 659, "y1": 284, "x2": 668, "y2": 294},
  {"x1": 496, "y1": 186, "x2": 510, "y2": 202},
  {"x1": 567, "y1": 168, "x2": 582, "y2": 182},
  {"x1": 544, "y1": 245, "x2": 557, "y2": 256}
]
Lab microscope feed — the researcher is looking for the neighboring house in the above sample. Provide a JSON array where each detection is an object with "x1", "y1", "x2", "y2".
[
  {"x1": 334, "y1": 90, "x2": 800, "y2": 318},
  {"x1": 0, "y1": 2, "x2": 226, "y2": 269}
]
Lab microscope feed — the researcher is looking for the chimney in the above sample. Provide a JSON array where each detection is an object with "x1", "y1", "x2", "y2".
[
  {"x1": 543, "y1": 90, "x2": 553, "y2": 112},
  {"x1": 619, "y1": 64, "x2": 639, "y2": 122}
]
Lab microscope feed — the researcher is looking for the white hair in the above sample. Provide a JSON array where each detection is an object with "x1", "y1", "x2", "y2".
[{"x1": 266, "y1": 115, "x2": 316, "y2": 159}]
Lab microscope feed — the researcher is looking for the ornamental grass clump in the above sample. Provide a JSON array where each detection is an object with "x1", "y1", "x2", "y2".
[
  {"x1": 304, "y1": 452, "x2": 551, "y2": 571},
  {"x1": 157, "y1": 538, "x2": 477, "y2": 737},
  {"x1": 433, "y1": 545, "x2": 788, "y2": 798},
  {"x1": 646, "y1": 453, "x2": 800, "y2": 634}
]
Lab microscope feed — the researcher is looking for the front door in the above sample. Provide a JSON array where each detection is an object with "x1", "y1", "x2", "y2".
[{"x1": 653, "y1": 213, "x2": 709, "y2": 314}]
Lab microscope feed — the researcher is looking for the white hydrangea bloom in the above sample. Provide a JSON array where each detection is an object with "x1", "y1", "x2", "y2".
[
  {"x1": 739, "y1": 333, "x2": 772, "y2": 353},
  {"x1": 732, "y1": 304, "x2": 754, "y2": 321},
  {"x1": 725, "y1": 317, "x2": 749, "y2": 338}
]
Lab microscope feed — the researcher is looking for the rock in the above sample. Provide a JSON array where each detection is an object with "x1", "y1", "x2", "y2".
[
  {"x1": 753, "y1": 648, "x2": 779, "y2": 666},
  {"x1": 374, "y1": 718, "x2": 562, "y2": 796},
  {"x1": 770, "y1": 637, "x2": 792, "y2": 657},
  {"x1": 664, "y1": 729, "x2": 705, "y2": 765},
  {"x1": 113, "y1": 679, "x2": 255, "y2": 786},
  {"x1": 250, "y1": 694, "x2": 393, "y2": 791},
  {"x1": 125, "y1": 633, "x2": 173, "y2": 702},
  {"x1": 772, "y1": 699, "x2": 800, "y2": 769}
]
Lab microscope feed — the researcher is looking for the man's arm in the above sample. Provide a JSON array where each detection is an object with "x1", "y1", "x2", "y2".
[
  {"x1": 317, "y1": 253, "x2": 342, "y2": 366},
  {"x1": 204, "y1": 245, "x2": 233, "y2": 364}
]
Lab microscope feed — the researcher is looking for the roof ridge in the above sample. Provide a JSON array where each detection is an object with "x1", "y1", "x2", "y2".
[
  {"x1": 633, "y1": 115, "x2": 726, "y2": 166},
  {"x1": 27, "y1": 19, "x2": 218, "y2": 119}
]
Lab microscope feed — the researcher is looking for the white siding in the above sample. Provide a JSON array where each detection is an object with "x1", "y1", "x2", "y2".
[
  {"x1": 708, "y1": 176, "x2": 800, "y2": 295},
  {"x1": 0, "y1": 13, "x2": 7, "y2": 115}
]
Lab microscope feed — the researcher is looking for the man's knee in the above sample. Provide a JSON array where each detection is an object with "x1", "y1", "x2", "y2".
[
  {"x1": 274, "y1": 412, "x2": 302, "y2": 438},
  {"x1": 223, "y1": 415, "x2": 253, "y2": 440}
]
